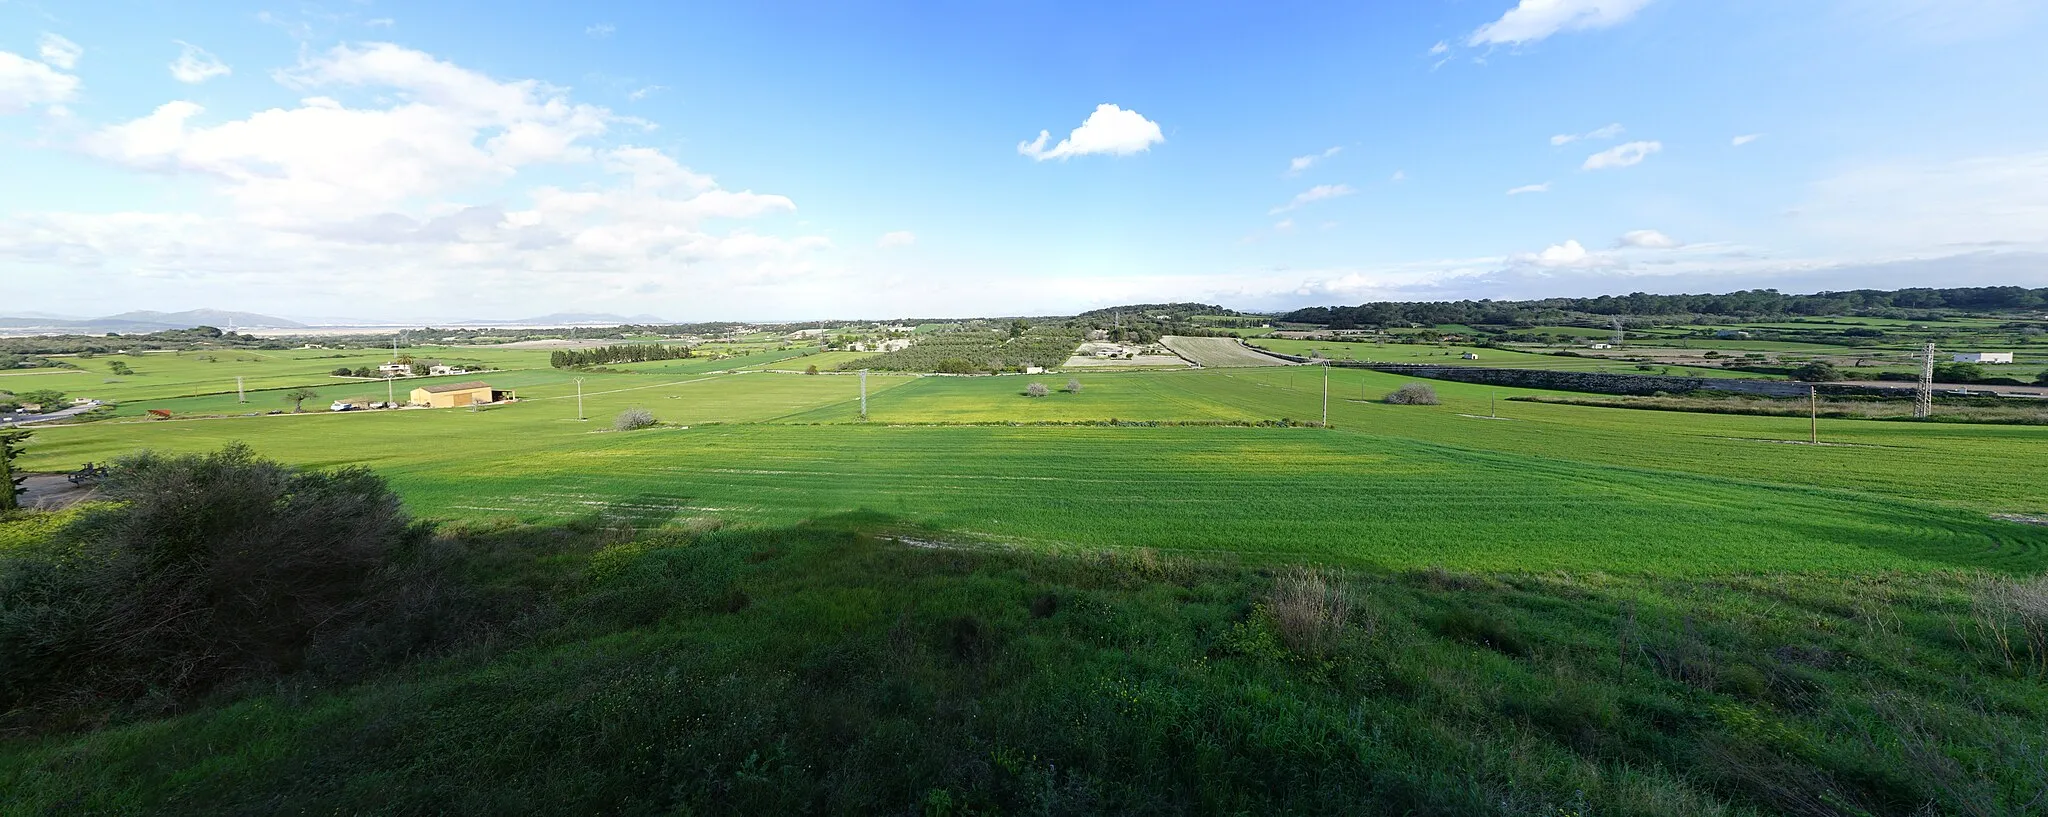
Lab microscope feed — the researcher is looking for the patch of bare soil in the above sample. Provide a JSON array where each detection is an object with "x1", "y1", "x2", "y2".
[{"x1": 1993, "y1": 513, "x2": 2048, "y2": 527}]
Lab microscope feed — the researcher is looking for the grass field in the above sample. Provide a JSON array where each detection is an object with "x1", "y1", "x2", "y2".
[{"x1": 15, "y1": 364, "x2": 2047, "y2": 576}]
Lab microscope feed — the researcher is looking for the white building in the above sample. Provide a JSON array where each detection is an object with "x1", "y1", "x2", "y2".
[
  {"x1": 429, "y1": 365, "x2": 469, "y2": 376},
  {"x1": 1953, "y1": 352, "x2": 2015, "y2": 364},
  {"x1": 377, "y1": 362, "x2": 412, "y2": 376},
  {"x1": 1588, "y1": 343, "x2": 1613, "y2": 350}
]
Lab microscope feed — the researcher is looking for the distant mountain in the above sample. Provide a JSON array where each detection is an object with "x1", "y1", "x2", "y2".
[
  {"x1": 101, "y1": 309, "x2": 306, "y2": 329},
  {"x1": 0, "y1": 308, "x2": 306, "y2": 335}
]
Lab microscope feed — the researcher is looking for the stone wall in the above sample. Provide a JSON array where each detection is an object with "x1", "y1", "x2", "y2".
[{"x1": 1328, "y1": 362, "x2": 1918, "y2": 399}]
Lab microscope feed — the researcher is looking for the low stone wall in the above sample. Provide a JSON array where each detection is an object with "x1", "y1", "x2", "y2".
[{"x1": 1330, "y1": 362, "x2": 1919, "y2": 399}]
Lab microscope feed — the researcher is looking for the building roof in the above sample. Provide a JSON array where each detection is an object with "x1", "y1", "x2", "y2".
[{"x1": 415, "y1": 380, "x2": 493, "y2": 393}]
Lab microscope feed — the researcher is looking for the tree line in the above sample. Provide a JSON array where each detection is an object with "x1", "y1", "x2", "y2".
[
  {"x1": 1282, "y1": 286, "x2": 2048, "y2": 328},
  {"x1": 550, "y1": 344, "x2": 693, "y2": 368}
]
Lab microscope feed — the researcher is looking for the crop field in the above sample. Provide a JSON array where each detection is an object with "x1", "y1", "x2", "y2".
[
  {"x1": 1158, "y1": 335, "x2": 1296, "y2": 367},
  {"x1": 14, "y1": 361, "x2": 2048, "y2": 576},
  {"x1": 1248, "y1": 338, "x2": 1760, "y2": 378}
]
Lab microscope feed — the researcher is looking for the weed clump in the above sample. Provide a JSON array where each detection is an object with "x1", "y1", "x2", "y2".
[{"x1": 1268, "y1": 567, "x2": 1355, "y2": 658}]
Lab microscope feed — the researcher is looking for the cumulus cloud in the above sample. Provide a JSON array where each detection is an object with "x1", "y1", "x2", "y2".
[
  {"x1": 876, "y1": 230, "x2": 916, "y2": 248},
  {"x1": 1583, "y1": 140, "x2": 1661, "y2": 170},
  {"x1": 1550, "y1": 123, "x2": 1623, "y2": 146},
  {"x1": 169, "y1": 41, "x2": 231, "y2": 83},
  {"x1": 1269, "y1": 183, "x2": 1356, "y2": 214},
  {"x1": 1288, "y1": 146, "x2": 1340, "y2": 175},
  {"x1": 0, "y1": 50, "x2": 79, "y2": 113},
  {"x1": 1506, "y1": 182, "x2": 1551, "y2": 195},
  {"x1": 1618, "y1": 229, "x2": 1678, "y2": 248},
  {"x1": 1732, "y1": 133, "x2": 1762, "y2": 147},
  {"x1": 1017, "y1": 103, "x2": 1164, "y2": 161},
  {"x1": 37, "y1": 34, "x2": 82, "y2": 70},
  {"x1": 1469, "y1": 0, "x2": 1655, "y2": 46},
  {"x1": 1527, "y1": 239, "x2": 1592, "y2": 266}
]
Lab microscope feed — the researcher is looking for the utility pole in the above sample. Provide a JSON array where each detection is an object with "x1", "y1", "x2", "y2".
[
  {"x1": 1915, "y1": 341, "x2": 1935, "y2": 419},
  {"x1": 859, "y1": 369, "x2": 869, "y2": 419},
  {"x1": 1492, "y1": 392, "x2": 1498, "y2": 419},
  {"x1": 575, "y1": 377, "x2": 585, "y2": 421},
  {"x1": 386, "y1": 374, "x2": 394, "y2": 407},
  {"x1": 236, "y1": 376, "x2": 246, "y2": 403},
  {"x1": 1809, "y1": 385, "x2": 1818, "y2": 444},
  {"x1": 1321, "y1": 362, "x2": 1329, "y2": 427},
  {"x1": 1611, "y1": 316, "x2": 1626, "y2": 348}
]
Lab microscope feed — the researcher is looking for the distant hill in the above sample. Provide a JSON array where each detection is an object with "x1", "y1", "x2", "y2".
[
  {"x1": 0, "y1": 308, "x2": 305, "y2": 335},
  {"x1": 101, "y1": 309, "x2": 306, "y2": 329}
]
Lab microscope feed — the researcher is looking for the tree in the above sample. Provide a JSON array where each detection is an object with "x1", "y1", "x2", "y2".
[
  {"x1": 332, "y1": 367, "x2": 353, "y2": 377},
  {"x1": 1065, "y1": 378, "x2": 1082, "y2": 394},
  {"x1": 107, "y1": 361, "x2": 134, "y2": 376},
  {"x1": 1933, "y1": 362, "x2": 1986, "y2": 384},
  {"x1": 17, "y1": 390, "x2": 65, "y2": 411},
  {"x1": 284, "y1": 389, "x2": 319, "y2": 412},
  {"x1": 1791, "y1": 361, "x2": 1843, "y2": 382},
  {"x1": 2035, "y1": 369, "x2": 2048, "y2": 386},
  {"x1": 805, "y1": 365, "x2": 820, "y2": 375},
  {"x1": 410, "y1": 362, "x2": 430, "y2": 377},
  {"x1": 1025, "y1": 382, "x2": 1049, "y2": 398},
  {"x1": 1009, "y1": 319, "x2": 1030, "y2": 339},
  {"x1": 0, "y1": 429, "x2": 29, "y2": 511}
]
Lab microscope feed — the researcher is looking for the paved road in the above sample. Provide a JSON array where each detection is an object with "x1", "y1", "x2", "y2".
[
  {"x1": 0, "y1": 403, "x2": 98, "y2": 428},
  {"x1": 1834, "y1": 380, "x2": 2048, "y2": 397}
]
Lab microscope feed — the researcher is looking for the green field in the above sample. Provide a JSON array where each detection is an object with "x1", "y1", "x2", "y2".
[{"x1": 16, "y1": 364, "x2": 2047, "y2": 575}]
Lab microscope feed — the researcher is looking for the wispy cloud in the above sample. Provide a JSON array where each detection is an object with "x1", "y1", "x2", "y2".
[
  {"x1": 1731, "y1": 133, "x2": 1763, "y2": 147},
  {"x1": 1506, "y1": 182, "x2": 1551, "y2": 195},
  {"x1": 1390, "y1": 170, "x2": 1406, "y2": 182},
  {"x1": 37, "y1": 33, "x2": 82, "y2": 70},
  {"x1": 1287, "y1": 146, "x2": 1341, "y2": 176},
  {"x1": 876, "y1": 230, "x2": 916, "y2": 249},
  {"x1": 586, "y1": 23, "x2": 615, "y2": 38},
  {"x1": 1550, "y1": 123, "x2": 1623, "y2": 146},
  {"x1": 1469, "y1": 0, "x2": 1655, "y2": 46},
  {"x1": 1583, "y1": 140, "x2": 1661, "y2": 170},
  {"x1": 1618, "y1": 229, "x2": 1678, "y2": 248},
  {"x1": 627, "y1": 85, "x2": 663, "y2": 102},
  {"x1": 1270, "y1": 183, "x2": 1356, "y2": 214},
  {"x1": 169, "y1": 41, "x2": 230, "y2": 84},
  {"x1": 366, "y1": 18, "x2": 395, "y2": 28},
  {"x1": 1018, "y1": 103, "x2": 1164, "y2": 162}
]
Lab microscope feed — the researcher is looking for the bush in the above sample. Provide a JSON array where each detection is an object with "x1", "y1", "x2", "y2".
[
  {"x1": 1065, "y1": 378, "x2": 1082, "y2": 394},
  {"x1": 1384, "y1": 383, "x2": 1439, "y2": 405},
  {"x1": 1025, "y1": 382, "x2": 1049, "y2": 398},
  {"x1": 0, "y1": 445, "x2": 455, "y2": 726},
  {"x1": 614, "y1": 408, "x2": 657, "y2": 431},
  {"x1": 805, "y1": 365, "x2": 819, "y2": 375},
  {"x1": 1791, "y1": 361, "x2": 1843, "y2": 382}
]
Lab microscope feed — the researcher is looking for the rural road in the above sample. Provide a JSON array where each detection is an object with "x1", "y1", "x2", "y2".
[{"x1": 0, "y1": 403, "x2": 98, "y2": 428}]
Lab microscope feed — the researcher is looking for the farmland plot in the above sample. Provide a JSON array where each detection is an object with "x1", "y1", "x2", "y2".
[{"x1": 1160, "y1": 336, "x2": 1296, "y2": 367}]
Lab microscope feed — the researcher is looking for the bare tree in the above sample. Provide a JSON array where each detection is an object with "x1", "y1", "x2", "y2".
[
  {"x1": 1383, "y1": 383, "x2": 1438, "y2": 405},
  {"x1": 614, "y1": 408, "x2": 657, "y2": 430},
  {"x1": 1025, "y1": 382, "x2": 1049, "y2": 398},
  {"x1": 1065, "y1": 378, "x2": 1082, "y2": 394}
]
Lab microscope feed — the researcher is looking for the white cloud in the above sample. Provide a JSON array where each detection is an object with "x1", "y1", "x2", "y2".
[
  {"x1": 0, "y1": 50, "x2": 79, "y2": 113},
  {"x1": 1529, "y1": 239, "x2": 1592, "y2": 266},
  {"x1": 627, "y1": 85, "x2": 662, "y2": 102},
  {"x1": 1429, "y1": 40, "x2": 1450, "y2": 55},
  {"x1": 366, "y1": 18, "x2": 395, "y2": 28},
  {"x1": 1269, "y1": 183, "x2": 1356, "y2": 214},
  {"x1": 1550, "y1": 123, "x2": 1623, "y2": 145},
  {"x1": 1288, "y1": 146, "x2": 1341, "y2": 175},
  {"x1": 37, "y1": 33, "x2": 82, "y2": 70},
  {"x1": 876, "y1": 230, "x2": 916, "y2": 249},
  {"x1": 1274, "y1": 218, "x2": 1296, "y2": 233},
  {"x1": 1799, "y1": 151, "x2": 2048, "y2": 249},
  {"x1": 1506, "y1": 182, "x2": 1551, "y2": 195},
  {"x1": 169, "y1": 41, "x2": 231, "y2": 83},
  {"x1": 1582, "y1": 140, "x2": 1661, "y2": 170},
  {"x1": 1618, "y1": 229, "x2": 1678, "y2": 248},
  {"x1": 1469, "y1": 0, "x2": 1654, "y2": 46},
  {"x1": 586, "y1": 23, "x2": 615, "y2": 38},
  {"x1": 1017, "y1": 103, "x2": 1163, "y2": 162},
  {"x1": 1390, "y1": 170, "x2": 1406, "y2": 182},
  {"x1": 1731, "y1": 133, "x2": 1762, "y2": 147}
]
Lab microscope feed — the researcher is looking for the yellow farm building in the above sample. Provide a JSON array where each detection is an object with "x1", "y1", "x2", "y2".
[{"x1": 408, "y1": 381, "x2": 512, "y2": 408}]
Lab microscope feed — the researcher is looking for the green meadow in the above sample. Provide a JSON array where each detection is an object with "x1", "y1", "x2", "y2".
[{"x1": 16, "y1": 363, "x2": 2047, "y2": 576}]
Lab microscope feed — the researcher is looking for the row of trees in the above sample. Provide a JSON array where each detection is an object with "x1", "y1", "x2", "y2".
[
  {"x1": 550, "y1": 344, "x2": 693, "y2": 368},
  {"x1": 844, "y1": 330, "x2": 1081, "y2": 373},
  {"x1": 1283, "y1": 286, "x2": 2048, "y2": 328}
]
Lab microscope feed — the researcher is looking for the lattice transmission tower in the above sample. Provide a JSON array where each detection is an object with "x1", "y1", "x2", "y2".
[
  {"x1": 1610, "y1": 316, "x2": 1626, "y2": 347},
  {"x1": 1915, "y1": 341, "x2": 1935, "y2": 419}
]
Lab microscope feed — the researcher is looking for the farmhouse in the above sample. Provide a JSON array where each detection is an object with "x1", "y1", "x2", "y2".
[
  {"x1": 428, "y1": 365, "x2": 470, "y2": 376},
  {"x1": 1953, "y1": 352, "x2": 2015, "y2": 364},
  {"x1": 377, "y1": 362, "x2": 412, "y2": 377},
  {"x1": 408, "y1": 381, "x2": 513, "y2": 408},
  {"x1": 1461, "y1": 353, "x2": 1480, "y2": 360}
]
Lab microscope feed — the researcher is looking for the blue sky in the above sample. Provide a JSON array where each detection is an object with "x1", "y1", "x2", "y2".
[{"x1": 3, "y1": 0, "x2": 2046, "y2": 322}]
